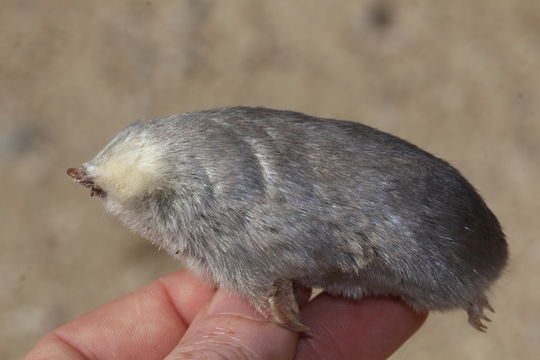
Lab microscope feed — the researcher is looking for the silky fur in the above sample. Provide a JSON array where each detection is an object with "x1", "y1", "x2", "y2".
[{"x1": 76, "y1": 106, "x2": 507, "y2": 330}]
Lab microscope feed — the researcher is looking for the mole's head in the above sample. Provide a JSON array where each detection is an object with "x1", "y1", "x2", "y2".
[{"x1": 67, "y1": 121, "x2": 171, "y2": 213}]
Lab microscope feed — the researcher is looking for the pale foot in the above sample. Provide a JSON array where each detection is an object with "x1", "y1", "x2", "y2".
[
  {"x1": 262, "y1": 279, "x2": 311, "y2": 332},
  {"x1": 466, "y1": 297, "x2": 494, "y2": 332}
]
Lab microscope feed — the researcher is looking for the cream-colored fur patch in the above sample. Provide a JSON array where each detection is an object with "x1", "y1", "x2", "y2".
[{"x1": 88, "y1": 137, "x2": 166, "y2": 202}]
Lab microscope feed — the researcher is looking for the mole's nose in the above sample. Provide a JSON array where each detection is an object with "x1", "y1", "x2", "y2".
[
  {"x1": 67, "y1": 167, "x2": 84, "y2": 180},
  {"x1": 66, "y1": 167, "x2": 106, "y2": 198}
]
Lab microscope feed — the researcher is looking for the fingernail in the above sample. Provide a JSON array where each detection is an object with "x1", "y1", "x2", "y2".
[{"x1": 207, "y1": 290, "x2": 266, "y2": 321}]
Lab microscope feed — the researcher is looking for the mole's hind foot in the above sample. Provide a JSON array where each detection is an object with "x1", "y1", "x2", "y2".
[
  {"x1": 262, "y1": 279, "x2": 311, "y2": 332},
  {"x1": 466, "y1": 298, "x2": 495, "y2": 332}
]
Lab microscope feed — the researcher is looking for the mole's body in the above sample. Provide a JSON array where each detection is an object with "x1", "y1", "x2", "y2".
[{"x1": 68, "y1": 107, "x2": 507, "y2": 331}]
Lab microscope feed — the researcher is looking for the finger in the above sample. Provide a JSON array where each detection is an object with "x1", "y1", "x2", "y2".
[
  {"x1": 24, "y1": 270, "x2": 215, "y2": 360},
  {"x1": 164, "y1": 289, "x2": 299, "y2": 360},
  {"x1": 296, "y1": 294, "x2": 427, "y2": 360}
]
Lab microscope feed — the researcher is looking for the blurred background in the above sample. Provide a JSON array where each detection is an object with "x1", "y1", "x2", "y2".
[{"x1": 1, "y1": 0, "x2": 538, "y2": 358}]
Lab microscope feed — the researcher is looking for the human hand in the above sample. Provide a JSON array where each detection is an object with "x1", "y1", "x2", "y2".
[{"x1": 25, "y1": 270, "x2": 426, "y2": 360}]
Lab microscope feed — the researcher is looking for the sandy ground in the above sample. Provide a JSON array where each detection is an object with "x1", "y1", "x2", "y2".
[{"x1": 1, "y1": 1, "x2": 539, "y2": 359}]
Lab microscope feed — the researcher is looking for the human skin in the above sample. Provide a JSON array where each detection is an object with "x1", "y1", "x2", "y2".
[{"x1": 24, "y1": 270, "x2": 426, "y2": 360}]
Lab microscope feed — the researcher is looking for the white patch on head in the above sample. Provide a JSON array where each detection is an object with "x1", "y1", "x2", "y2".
[{"x1": 85, "y1": 132, "x2": 168, "y2": 203}]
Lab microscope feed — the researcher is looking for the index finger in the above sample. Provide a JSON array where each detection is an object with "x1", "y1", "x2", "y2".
[
  {"x1": 297, "y1": 294, "x2": 427, "y2": 360},
  {"x1": 24, "y1": 270, "x2": 215, "y2": 360}
]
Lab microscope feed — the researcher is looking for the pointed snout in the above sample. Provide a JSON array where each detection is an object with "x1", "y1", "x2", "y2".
[
  {"x1": 67, "y1": 167, "x2": 85, "y2": 181},
  {"x1": 66, "y1": 166, "x2": 106, "y2": 197}
]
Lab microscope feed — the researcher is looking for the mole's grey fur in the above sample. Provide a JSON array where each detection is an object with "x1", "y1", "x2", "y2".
[{"x1": 69, "y1": 106, "x2": 507, "y2": 331}]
